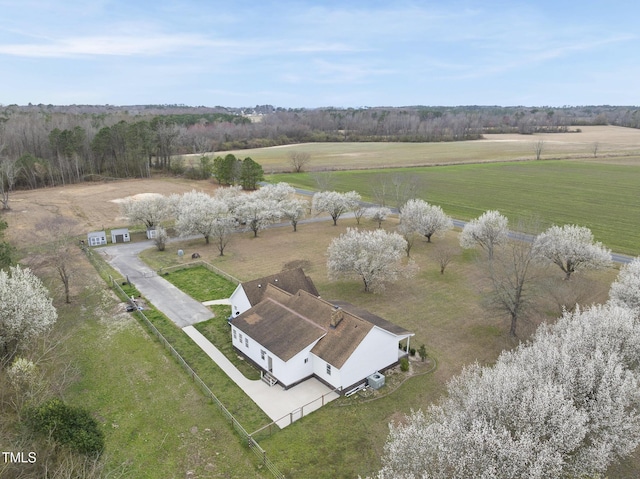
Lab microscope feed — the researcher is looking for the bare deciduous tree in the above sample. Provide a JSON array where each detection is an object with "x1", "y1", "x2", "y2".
[
  {"x1": 486, "y1": 230, "x2": 539, "y2": 337},
  {"x1": 533, "y1": 138, "x2": 545, "y2": 160},
  {"x1": 34, "y1": 217, "x2": 81, "y2": 304},
  {"x1": 0, "y1": 149, "x2": 20, "y2": 210},
  {"x1": 288, "y1": 151, "x2": 311, "y2": 173},
  {"x1": 434, "y1": 244, "x2": 456, "y2": 275},
  {"x1": 310, "y1": 171, "x2": 336, "y2": 192}
]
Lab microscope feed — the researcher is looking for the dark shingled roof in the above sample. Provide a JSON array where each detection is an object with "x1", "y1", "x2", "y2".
[
  {"x1": 233, "y1": 285, "x2": 412, "y2": 369},
  {"x1": 330, "y1": 301, "x2": 412, "y2": 336},
  {"x1": 241, "y1": 267, "x2": 319, "y2": 307}
]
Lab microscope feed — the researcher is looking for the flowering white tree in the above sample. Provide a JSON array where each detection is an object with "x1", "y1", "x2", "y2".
[
  {"x1": 364, "y1": 206, "x2": 392, "y2": 228},
  {"x1": 459, "y1": 210, "x2": 509, "y2": 259},
  {"x1": 120, "y1": 194, "x2": 171, "y2": 232},
  {"x1": 609, "y1": 257, "x2": 640, "y2": 313},
  {"x1": 213, "y1": 185, "x2": 245, "y2": 217},
  {"x1": 254, "y1": 182, "x2": 296, "y2": 203},
  {"x1": 533, "y1": 224, "x2": 612, "y2": 280},
  {"x1": 174, "y1": 190, "x2": 229, "y2": 244},
  {"x1": 327, "y1": 228, "x2": 414, "y2": 292},
  {"x1": 399, "y1": 199, "x2": 453, "y2": 243},
  {"x1": 279, "y1": 197, "x2": 309, "y2": 232},
  {"x1": 379, "y1": 304, "x2": 640, "y2": 479},
  {"x1": 0, "y1": 266, "x2": 57, "y2": 360},
  {"x1": 236, "y1": 196, "x2": 281, "y2": 237},
  {"x1": 312, "y1": 190, "x2": 361, "y2": 225}
]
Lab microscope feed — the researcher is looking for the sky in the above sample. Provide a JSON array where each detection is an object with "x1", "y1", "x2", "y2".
[{"x1": 1, "y1": 0, "x2": 639, "y2": 108}]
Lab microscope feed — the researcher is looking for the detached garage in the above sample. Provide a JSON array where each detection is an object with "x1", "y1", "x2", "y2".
[{"x1": 110, "y1": 228, "x2": 131, "y2": 243}]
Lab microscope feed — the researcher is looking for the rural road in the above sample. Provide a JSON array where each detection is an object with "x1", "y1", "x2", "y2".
[
  {"x1": 99, "y1": 240, "x2": 214, "y2": 327},
  {"x1": 285, "y1": 185, "x2": 634, "y2": 265}
]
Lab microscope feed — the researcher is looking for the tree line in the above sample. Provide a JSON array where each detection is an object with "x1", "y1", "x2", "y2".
[{"x1": 2, "y1": 104, "x2": 639, "y2": 191}]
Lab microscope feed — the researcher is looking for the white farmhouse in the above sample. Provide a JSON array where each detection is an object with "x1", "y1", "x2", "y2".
[{"x1": 230, "y1": 276, "x2": 413, "y2": 393}]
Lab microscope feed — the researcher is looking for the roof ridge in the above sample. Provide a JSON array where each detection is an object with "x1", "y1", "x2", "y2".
[{"x1": 264, "y1": 296, "x2": 328, "y2": 333}]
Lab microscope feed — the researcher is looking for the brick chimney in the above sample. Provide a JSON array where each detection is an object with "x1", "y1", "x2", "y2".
[{"x1": 330, "y1": 306, "x2": 344, "y2": 328}]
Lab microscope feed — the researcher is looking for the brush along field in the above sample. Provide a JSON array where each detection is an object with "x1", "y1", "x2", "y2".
[{"x1": 188, "y1": 125, "x2": 640, "y2": 172}]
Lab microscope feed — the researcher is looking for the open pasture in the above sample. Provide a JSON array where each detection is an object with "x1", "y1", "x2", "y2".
[
  {"x1": 208, "y1": 125, "x2": 640, "y2": 172},
  {"x1": 269, "y1": 159, "x2": 640, "y2": 256}
]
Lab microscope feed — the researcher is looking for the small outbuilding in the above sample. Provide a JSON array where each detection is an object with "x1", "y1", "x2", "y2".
[
  {"x1": 110, "y1": 228, "x2": 131, "y2": 243},
  {"x1": 87, "y1": 231, "x2": 107, "y2": 246}
]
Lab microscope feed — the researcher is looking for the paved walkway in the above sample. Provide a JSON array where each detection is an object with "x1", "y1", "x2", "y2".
[
  {"x1": 100, "y1": 239, "x2": 339, "y2": 428},
  {"x1": 183, "y1": 326, "x2": 339, "y2": 428},
  {"x1": 202, "y1": 298, "x2": 232, "y2": 306}
]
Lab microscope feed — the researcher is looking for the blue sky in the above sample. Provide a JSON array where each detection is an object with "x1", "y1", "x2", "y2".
[{"x1": 1, "y1": 0, "x2": 638, "y2": 108}]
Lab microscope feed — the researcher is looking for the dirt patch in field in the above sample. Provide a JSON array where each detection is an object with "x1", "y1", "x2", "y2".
[{"x1": 2, "y1": 178, "x2": 220, "y2": 245}]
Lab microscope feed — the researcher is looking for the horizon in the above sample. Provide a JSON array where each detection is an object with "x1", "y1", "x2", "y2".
[{"x1": 1, "y1": 1, "x2": 639, "y2": 108}]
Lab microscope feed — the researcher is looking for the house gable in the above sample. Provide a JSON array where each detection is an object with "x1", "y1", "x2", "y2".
[{"x1": 240, "y1": 267, "x2": 319, "y2": 308}]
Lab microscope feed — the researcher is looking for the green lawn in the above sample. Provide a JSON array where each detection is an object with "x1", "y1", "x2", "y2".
[
  {"x1": 161, "y1": 265, "x2": 238, "y2": 302},
  {"x1": 60, "y1": 286, "x2": 267, "y2": 478},
  {"x1": 268, "y1": 160, "x2": 640, "y2": 256}
]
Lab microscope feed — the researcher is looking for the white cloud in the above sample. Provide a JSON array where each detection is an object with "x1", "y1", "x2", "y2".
[{"x1": 0, "y1": 33, "x2": 229, "y2": 58}]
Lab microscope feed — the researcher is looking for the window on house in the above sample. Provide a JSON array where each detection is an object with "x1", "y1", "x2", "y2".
[
  {"x1": 245, "y1": 338, "x2": 249, "y2": 347},
  {"x1": 239, "y1": 333, "x2": 243, "y2": 343},
  {"x1": 261, "y1": 350, "x2": 266, "y2": 360},
  {"x1": 233, "y1": 329, "x2": 236, "y2": 339},
  {"x1": 304, "y1": 358, "x2": 308, "y2": 364},
  {"x1": 326, "y1": 364, "x2": 331, "y2": 375}
]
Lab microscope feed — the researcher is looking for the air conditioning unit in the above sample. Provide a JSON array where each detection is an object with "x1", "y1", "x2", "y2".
[{"x1": 367, "y1": 372, "x2": 385, "y2": 390}]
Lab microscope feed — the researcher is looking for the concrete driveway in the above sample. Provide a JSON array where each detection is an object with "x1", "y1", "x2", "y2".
[{"x1": 99, "y1": 241, "x2": 213, "y2": 327}]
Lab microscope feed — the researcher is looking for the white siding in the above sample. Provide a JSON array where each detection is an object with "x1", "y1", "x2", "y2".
[
  {"x1": 231, "y1": 324, "x2": 321, "y2": 387},
  {"x1": 338, "y1": 327, "x2": 400, "y2": 388},
  {"x1": 229, "y1": 285, "x2": 252, "y2": 317},
  {"x1": 276, "y1": 343, "x2": 318, "y2": 386},
  {"x1": 312, "y1": 355, "x2": 342, "y2": 390},
  {"x1": 87, "y1": 232, "x2": 107, "y2": 246}
]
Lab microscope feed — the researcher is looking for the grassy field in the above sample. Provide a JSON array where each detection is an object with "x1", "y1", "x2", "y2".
[
  {"x1": 195, "y1": 125, "x2": 640, "y2": 173},
  {"x1": 268, "y1": 159, "x2": 640, "y2": 256},
  {"x1": 139, "y1": 217, "x2": 618, "y2": 478},
  {"x1": 53, "y1": 269, "x2": 267, "y2": 478}
]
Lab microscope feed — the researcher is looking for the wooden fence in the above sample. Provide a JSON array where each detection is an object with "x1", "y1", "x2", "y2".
[{"x1": 158, "y1": 259, "x2": 241, "y2": 285}]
